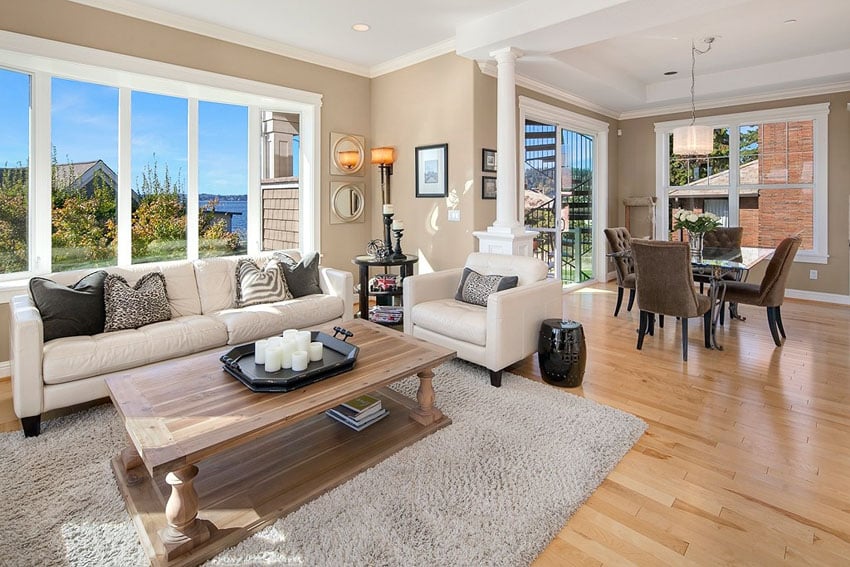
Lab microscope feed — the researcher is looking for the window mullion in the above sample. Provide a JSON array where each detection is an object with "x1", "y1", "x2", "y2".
[
  {"x1": 728, "y1": 122, "x2": 740, "y2": 227},
  {"x1": 31, "y1": 71, "x2": 51, "y2": 274},
  {"x1": 117, "y1": 88, "x2": 132, "y2": 265},
  {"x1": 246, "y1": 106, "x2": 261, "y2": 255},
  {"x1": 187, "y1": 99, "x2": 199, "y2": 260}
]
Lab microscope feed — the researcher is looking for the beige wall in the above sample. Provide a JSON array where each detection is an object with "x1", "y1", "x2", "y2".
[
  {"x1": 370, "y1": 53, "x2": 479, "y2": 272},
  {"x1": 618, "y1": 91, "x2": 850, "y2": 295}
]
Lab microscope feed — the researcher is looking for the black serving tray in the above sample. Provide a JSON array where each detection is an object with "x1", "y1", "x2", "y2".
[{"x1": 220, "y1": 331, "x2": 359, "y2": 393}]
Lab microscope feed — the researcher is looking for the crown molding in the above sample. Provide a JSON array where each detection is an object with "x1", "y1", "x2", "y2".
[
  {"x1": 477, "y1": 60, "x2": 619, "y2": 120},
  {"x1": 68, "y1": 0, "x2": 372, "y2": 77},
  {"x1": 369, "y1": 38, "x2": 456, "y2": 78}
]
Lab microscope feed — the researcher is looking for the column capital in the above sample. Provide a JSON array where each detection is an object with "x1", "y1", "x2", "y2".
[{"x1": 489, "y1": 46, "x2": 524, "y2": 62}]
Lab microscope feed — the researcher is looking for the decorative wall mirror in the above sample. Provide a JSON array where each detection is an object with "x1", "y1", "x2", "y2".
[
  {"x1": 330, "y1": 182, "x2": 365, "y2": 224},
  {"x1": 330, "y1": 132, "x2": 366, "y2": 176}
]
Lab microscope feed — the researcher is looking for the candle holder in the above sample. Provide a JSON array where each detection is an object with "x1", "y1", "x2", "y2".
[
  {"x1": 391, "y1": 228, "x2": 405, "y2": 259},
  {"x1": 383, "y1": 213, "x2": 394, "y2": 251}
]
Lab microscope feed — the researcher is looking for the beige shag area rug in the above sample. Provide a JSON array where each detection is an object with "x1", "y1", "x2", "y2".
[{"x1": 0, "y1": 360, "x2": 645, "y2": 566}]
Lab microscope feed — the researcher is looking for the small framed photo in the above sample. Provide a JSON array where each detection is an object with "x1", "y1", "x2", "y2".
[
  {"x1": 482, "y1": 148, "x2": 497, "y2": 172},
  {"x1": 481, "y1": 176, "x2": 497, "y2": 199},
  {"x1": 415, "y1": 143, "x2": 448, "y2": 198}
]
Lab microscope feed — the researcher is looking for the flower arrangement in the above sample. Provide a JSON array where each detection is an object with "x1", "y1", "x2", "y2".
[{"x1": 671, "y1": 209, "x2": 722, "y2": 234}]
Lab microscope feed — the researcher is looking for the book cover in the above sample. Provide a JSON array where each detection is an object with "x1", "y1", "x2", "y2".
[
  {"x1": 326, "y1": 408, "x2": 389, "y2": 431},
  {"x1": 332, "y1": 402, "x2": 384, "y2": 421},
  {"x1": 341, "y1": 394, "x2": 381, "y2": 414}
]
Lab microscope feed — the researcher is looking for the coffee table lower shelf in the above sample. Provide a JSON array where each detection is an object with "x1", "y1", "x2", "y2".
[{"x1": 111, "y1": 386, "x2": 451, "y2": 567}]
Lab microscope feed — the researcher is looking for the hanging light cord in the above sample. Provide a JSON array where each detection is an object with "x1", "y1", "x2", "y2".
[{"x1": 688, "y1": 37, "x2": 714, "y2": 126}]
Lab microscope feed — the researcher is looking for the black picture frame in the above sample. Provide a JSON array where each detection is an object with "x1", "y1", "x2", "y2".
[
  {"x1": 481, "y1": 176, "x2": 497, "y2": 199},
  {"x1": 415, "y1": 143, "x2": 448, "y2": 198},
  {"x1": 482, "y1": 148, "x2": 497, "y2": 172}
]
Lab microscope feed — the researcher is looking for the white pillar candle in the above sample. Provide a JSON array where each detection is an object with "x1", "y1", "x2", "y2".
[
  {"x1": 254, "y1": 339, "x2": 268, "y2": 365},
  {"x1": 382, "y1": 204, "x2": 394, "y2": 215},
  {"x1": 295, "y1": 330, "x2": 312, "y2": 351},
  {"x1": 281, "y1": 340, "x2": 296, "y2": 369},
  {"x1": 291, "y1": 350, "x2": 309, "y2": 372},
  {"x1": 267, "y1": 336, "x2": 284, "y2": 349},
  {"x1": 308, "y1": 341, "x2": 324, "y2": 362},
  {"x1": 282, "y1": 329, "x2": 298, "y2": 340},
  {"x1": 392, "y1": 220, "x2": 404, "y2": 230},
  {"x1": 264, "y1": 346, "x2": 282, "y2": 372}
]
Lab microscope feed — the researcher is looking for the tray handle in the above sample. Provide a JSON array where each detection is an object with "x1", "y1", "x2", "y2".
[{"x1": 332, "y1": 326, "x2": 354, "y2": 342}]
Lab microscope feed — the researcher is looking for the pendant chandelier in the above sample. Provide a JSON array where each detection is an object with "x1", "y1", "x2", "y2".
[{"x1": 673, "y1": 37, "x2": 715, "y2": 156}]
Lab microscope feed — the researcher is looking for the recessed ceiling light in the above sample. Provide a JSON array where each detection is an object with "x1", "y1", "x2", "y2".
[
  {"x1": 352, "y1": 23, "x2": 370, "y2": 32},
  {"x1": 784, "y1": 18, "x2": 797, "y2": 24},
  {"x1": 664, "y1": 71, "x2": 678, "y2": 76}
]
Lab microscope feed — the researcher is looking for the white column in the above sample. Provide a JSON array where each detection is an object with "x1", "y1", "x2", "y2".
[{"x1": 474, "y1": 46, "x2": 537, "y2": 256}]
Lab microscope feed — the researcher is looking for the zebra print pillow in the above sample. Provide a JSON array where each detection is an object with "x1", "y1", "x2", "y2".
[
  {"x1": 454, "y1": 267, "x2": 519, "y2": 307},
  {"x1": 103, "y1": 272, "x2": 172, "y2": 332},
  {"x1": 235, "y1": 258, "x2": 292, "y2": 307}
]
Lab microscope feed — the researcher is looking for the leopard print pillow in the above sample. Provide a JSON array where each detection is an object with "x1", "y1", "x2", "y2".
[{"x1": 103, "y1": 272, "x2": 172, "y2": 332}]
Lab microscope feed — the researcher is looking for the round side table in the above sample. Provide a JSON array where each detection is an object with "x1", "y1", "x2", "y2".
[{"x1": 537, "y1": 319, "x2": 586, "y2": 388}]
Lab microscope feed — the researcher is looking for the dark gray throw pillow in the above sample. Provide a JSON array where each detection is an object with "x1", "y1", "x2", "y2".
[
  {"x1": 454, "y1": 267, "x2": 519, "y2": 307},
  {"x1": 29, "y1": 270, "x2": 108, "y2": 342},
  {"x1": 104, "y1": 272, "x2": 172, "y2": 332},
  {"x1": 274, "y1": 251, "x2": 323, "y2": 297}
]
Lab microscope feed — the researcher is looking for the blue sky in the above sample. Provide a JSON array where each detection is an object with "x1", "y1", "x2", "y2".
[{"x1": 0, "y1": 68, "x2": 276, "y2": 197}]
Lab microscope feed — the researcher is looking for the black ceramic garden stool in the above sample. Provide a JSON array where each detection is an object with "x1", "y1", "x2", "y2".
[{"x1": 537, "y1": 319, "x2": 587, "y2": 387}]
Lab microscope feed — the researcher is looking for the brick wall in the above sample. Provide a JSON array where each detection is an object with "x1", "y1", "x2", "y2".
[{"x1": 262, "y1": 186, "x2": 299, "y2": 250}]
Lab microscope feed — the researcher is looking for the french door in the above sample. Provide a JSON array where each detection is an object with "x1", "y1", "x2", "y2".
[{"x1": 523, "y1": 119, "x2": 595, "y2": 285}]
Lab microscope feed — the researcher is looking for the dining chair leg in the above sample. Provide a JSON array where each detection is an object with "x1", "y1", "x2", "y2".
[
  {"x1": 703, "y1": 310, "x2": 712, "y2": 348},
  {"x1": 719, "y1": 301, "x2": 725, "y2": 325},
  {"x1": 681, "y1": 317, "x2": 689, "y2": 361},
  {"x1": 775, "y1": 305, "x2": 786, "y2": 338},
  {"x1": 658, "y1": 314, "x2": 664, "y2": 329},
  {"x1": 766, "y1": 306, "x2": 782, "y2": 347},
  {"x1": 627, "y1": 288, "x2": 635, "y2": 312},
  {"x1": 614, "y1": 286, "x2": 624, "y2": 317},
  {"x1": 637, "y1": 310, "x2": 648, "y2": 350}
]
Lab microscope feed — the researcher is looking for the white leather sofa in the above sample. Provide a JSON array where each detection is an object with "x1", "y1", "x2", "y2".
[
  {"x1": 10, "y1": 251, "x2": 353, "y2": 436},
  {"x1": 403, "y1": 253, "x2": 563, "y2": 387}
]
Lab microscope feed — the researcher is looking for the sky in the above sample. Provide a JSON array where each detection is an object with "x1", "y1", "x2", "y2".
[{"x1": 0, "y1": 68, "x2": 298, "y2": 197}]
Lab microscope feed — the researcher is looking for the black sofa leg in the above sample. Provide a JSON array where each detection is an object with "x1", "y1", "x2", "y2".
[
  {"x1": 627, "y1": 288, "x2": 635, "y2": 311},
  {"x1": 489, "y1": 369, "x2": 503, "y2": 387},
  {"x1": 21, "y1": 415, "x2": 41, "y2": 437},
  {"x1": 614, "y1": 286, "x2": 624, "y2": 317}
]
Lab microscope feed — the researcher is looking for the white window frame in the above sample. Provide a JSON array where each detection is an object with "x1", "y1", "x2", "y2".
[
  {"x1": 654, "y1": 103, "x2": 829, "y2": 264},
  {"x1": 0, "y1": 30, "x2": 322, "y2": 282},
  {"x1": 518, "y1": 96, "x2": 610, "y2": 287}
]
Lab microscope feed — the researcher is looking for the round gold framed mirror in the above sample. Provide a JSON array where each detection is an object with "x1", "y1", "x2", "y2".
[
  {"x1": 331, "y1": 133, "x2": 365, "y2": 175},
  {"x1": 330, "y1": 182, "x2": 365, "y2": 223}
]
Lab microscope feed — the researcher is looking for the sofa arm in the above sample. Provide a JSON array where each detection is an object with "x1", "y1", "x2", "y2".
[
  {"x1": 402, "y1": 268, "x2": 464, "y2": 334},
  {"x1": 319, "y1": 266, "x2": 354, "y2": 322},
  {"x1": 485, "y1": 279, "x2": 563, "y2": 372},
  {"x1": 9, "y1": 294, "x2": 45, "y2": 419}
]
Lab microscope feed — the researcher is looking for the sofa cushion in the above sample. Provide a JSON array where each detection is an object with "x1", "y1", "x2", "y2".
[
  {"x1": 411, "y1": 299, "x2": 487, "y2": 346},
  {"x1": 275, "y1": 251, "x2": 323, "y2": 297},
  {"x1": 29, "y1": 270, "x2": 108, "y2": 342},
  {"x1": 236, "y1": 258, "x2": 292, "y2": 307},
  {"x1": 42, "y1": 315, "x2": 228, "y2": 385},
  {"x1": 211, "y1": 294, "x2": 345, "y2": 345},
  {"x1": 454, "y1": 267, "x2": 518, "y2": 307},
  {"x1": 104, "y1": 272, "x2": 172, "y2": 332},
  {"x1": 194, "y1": 257, "x2": 238, "y2": 314}
]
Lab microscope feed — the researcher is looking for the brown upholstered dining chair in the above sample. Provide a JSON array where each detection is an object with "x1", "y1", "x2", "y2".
[
  {"x1": 631, "y1": 240, "x2": 712, "y2": 361},
  {"x1": 721, "y1": 236, "x2": 801, "y2": 347},
  {"x1": 695, "y1": 226, "x2": 745, "y2": 295},
  {"x1": 603, "y1": 227, "x2": 635, "y2": 317}
]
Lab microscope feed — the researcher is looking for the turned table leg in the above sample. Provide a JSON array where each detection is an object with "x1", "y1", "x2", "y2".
[
  {"x1": 120, "y1": 445, "x2": 145, "y2": 486},
  {"x1": 158, "y1": 465, "x2": 211, "y2": 560},
  {"x1": 410, "y1": 368, "x2": 444, "y2": 426}
]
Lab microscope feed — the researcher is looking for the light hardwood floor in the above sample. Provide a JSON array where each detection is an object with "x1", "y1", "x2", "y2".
[{"x1": 2, "y1": 282, "x2": 849, "y2": 565}]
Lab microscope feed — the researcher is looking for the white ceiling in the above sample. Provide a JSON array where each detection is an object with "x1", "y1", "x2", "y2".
[{"x1": 71, "y1": 0, "x2": 850, "y2": 118}]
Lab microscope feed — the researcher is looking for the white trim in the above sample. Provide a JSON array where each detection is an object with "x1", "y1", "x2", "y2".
[
  {"x1": 0, "y1": 361, "x2": 9, "y2": 379},
  {"x1": 31, "y1": 72, "x2": 52, "y2": 274},
  {"x1": 371, "y1": 39, "x2": 456, "y2": 78},
  {"x1": 786, "y1": 289, "x2": 850, "y2": 305},
  {"x1": 519, "y1": 96, "x2": 610, "y2": 285},
  {"x1": 654, "y1": 103, "x2": 830, "y2": 261},
  {"x1": 186, "y1": 99, "x2": 199, "y2": 261},
  {"x1": 66, "y1": 0, "x2": 371, "y2": 78},
  {"x1": 246, "y1": 107, "x2": 261, "y2": 256},
  {"x1": 116, "y1": 88, "x2": 132, "y2": 265}
]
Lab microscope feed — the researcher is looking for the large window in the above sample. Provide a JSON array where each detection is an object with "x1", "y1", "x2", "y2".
[
  {"x1": 657, "y1": 104, "x2": 828, "y2": 263},
  {"x1": 0, "y1": 34, "x2": 320, "y2": 281}
]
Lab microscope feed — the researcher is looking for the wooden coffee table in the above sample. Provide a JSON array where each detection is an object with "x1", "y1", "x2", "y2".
[{"x1": 106, "y1": 320, "x2": 455, "y2": 567}]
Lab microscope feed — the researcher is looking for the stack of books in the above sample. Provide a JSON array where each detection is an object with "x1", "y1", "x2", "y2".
[
  {"x1": 369, "y1": 305, "x2": 403, "y2": 324},
  {"x1": 325, "y1": 394, "x2": 389, "y2": 431}
]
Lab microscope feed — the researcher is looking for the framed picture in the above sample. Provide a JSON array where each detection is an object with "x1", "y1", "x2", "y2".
[
  {"x1": 482, "y1": 148, "x2": 497, "y2": 172},
  {"x1": 481, "y1": 176, "x2": 497, "y2": 199},
  {"x1": 415, "y1": 143, "x2": 448, "y2": 198}
]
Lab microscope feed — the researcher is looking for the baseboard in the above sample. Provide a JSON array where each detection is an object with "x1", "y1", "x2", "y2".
[
  {"x1": 0, "y1": 360, "x2": 9, "y2": 379},
  {"x1": 786, "y1": 289, "x2": 850, "y2": 305}
]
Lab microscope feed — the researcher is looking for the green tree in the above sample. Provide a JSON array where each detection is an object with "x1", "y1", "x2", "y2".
[{"x1": 0, "y1": 164, "x2": 28, "y2": 273}]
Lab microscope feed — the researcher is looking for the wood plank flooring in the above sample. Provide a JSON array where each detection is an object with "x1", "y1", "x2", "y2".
[{"x1": 3, "y1": 281, "x2": 849, "y2": 565}]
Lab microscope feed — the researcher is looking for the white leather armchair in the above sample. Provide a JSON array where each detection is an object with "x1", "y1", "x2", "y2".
[{"x1": 403, "y1": 253, "x2": 563, "y2": 386}]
